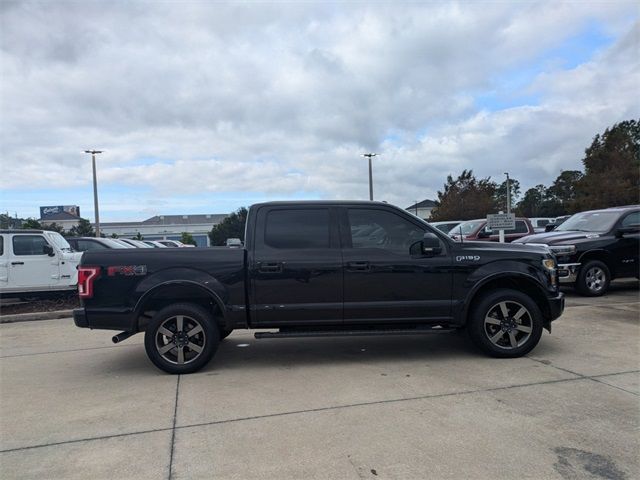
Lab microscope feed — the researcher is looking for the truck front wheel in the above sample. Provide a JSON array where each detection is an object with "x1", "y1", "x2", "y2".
[
  {"x1": 144, "y1": 303, "x2": 219, "y2": 374},
  {"x1": 576, "y1": 260, "x2": 610, "y2": 297},
  {"x1": 467, "y1": 289, "x2": 543, "y2": 358}
]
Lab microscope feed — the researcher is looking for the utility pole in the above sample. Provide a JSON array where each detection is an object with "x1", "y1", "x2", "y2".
[
  {"x1": 361, "y1": 153, "x2": 378, "y2": 201},
  {"x1": 85, "y1": 150, "x2": 103, "y2": 237},
  {"x1": 504, "y1": 172, "x2": 511, "y2": 214}
]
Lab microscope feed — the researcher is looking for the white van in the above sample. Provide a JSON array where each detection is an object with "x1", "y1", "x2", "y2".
[
  {"x1": 529, "y1": 217, "x2": 555, "y2": 233},
  {"x1": 0, "y1": 230, "x2": 83, "y2": 296}
]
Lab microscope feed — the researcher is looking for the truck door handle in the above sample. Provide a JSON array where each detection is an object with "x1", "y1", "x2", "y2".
[
  {"x1": 11, "y1": 261, "x2": 24, "y2": 265},
  {"x1": 347, "y1": 261, "x2": 370, "y2": 271},
  {"x1": 258, "y1": 262, "x2": 283, "y2": 273}
]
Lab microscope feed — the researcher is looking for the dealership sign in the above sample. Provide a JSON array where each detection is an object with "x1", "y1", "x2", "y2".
[
  {"x1": 487, "y1": 213, "x2": 516, "y2": 230},
  {"x1": 40, "y1": 205, "x2": 80, "y2": 219}
]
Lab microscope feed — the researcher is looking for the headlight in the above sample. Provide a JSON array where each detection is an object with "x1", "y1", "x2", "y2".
[
  {"x1": 542, "y1": 258, "x2": 557, "y2": 287},
  {"x1": 548, "y1": 245, "x2": 577, "y2": 256},
  {"x1": 542, "y1": 258, "x2": 556, "y2": 271}
]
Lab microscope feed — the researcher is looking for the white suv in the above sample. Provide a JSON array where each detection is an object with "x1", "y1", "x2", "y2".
[{"x1": 0, "y1": 230, "x2": 83, "y2": 296}]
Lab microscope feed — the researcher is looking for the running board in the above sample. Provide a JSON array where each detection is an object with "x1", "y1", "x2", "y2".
[{"x1": 254, "y1": 327, "x2": 455, "y2": 339}]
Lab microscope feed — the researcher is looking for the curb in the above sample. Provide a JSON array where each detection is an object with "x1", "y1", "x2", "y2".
[{"x1": 0, "y1": 310, "x2": 74, "y2": 324}]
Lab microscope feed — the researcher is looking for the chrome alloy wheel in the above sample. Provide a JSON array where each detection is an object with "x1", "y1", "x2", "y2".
[
  {"x1": 483, "y1": 301, "x2": 533, "y2": 350},
  {"x1": 155, "y1": 315, "x2": 206, "y2": 365},
  {"x1": 584, "y1": 266, "x2": 606, "y2": 294}
]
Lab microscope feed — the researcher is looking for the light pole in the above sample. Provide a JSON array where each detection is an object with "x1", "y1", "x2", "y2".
[
  {"x1": 84, "y1": 150, "x2": 103, "y2": 237},
  {"x1": 361, "y1": 153, "x2": 378, "y2": 200},
  {"x1": 504, "y1": 172, "x2": 511, "y2": 214}
]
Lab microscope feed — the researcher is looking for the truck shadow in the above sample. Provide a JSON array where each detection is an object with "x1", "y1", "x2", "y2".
[
  {"x1": 204, "y1": 332, "x2": 483, "y2": 372},
  {"x1": 97, "y1": 332, "x2": 485, "y2": 375}
]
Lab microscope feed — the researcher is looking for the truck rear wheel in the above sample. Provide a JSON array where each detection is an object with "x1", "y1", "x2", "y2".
[
  {"x1": 144, "y1": 303, "x2": 219, "y2": 374},
  {"x1": 467, "y1": 289, "x2": 543, "y2": 358}
]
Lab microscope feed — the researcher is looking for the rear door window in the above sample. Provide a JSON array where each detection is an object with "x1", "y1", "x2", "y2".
[
  {"x1": 13, "y1": 235, "x2": 48, "y2": 255},
  {"x1": 265, "y1": 209, "x2": 330, "y2": 249}
]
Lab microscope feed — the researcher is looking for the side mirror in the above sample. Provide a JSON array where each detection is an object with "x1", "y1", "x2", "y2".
[
  {"x1": 43, "y1": 245, "x2": 55, "y2": 256},
  {"x1": 477, "y1": 230, "x2": 490, "y2": 239},
  {"x1": 545, "y1": 224, "x2": 556, "y2": 232},
  {"x1": 410, "y1": 233, "x2": 442, "y2": 257},
  {"x1": 616, "y1": 224, "x2": 640, "y2": 237}
]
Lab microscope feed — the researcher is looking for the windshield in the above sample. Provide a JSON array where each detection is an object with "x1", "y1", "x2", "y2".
[
  {"x1": 45, "y1": 231, "x2": 73, "y2": 251},
  {"x1": 449, "y1": 220, "x2": 483, "y2": 236},
  {"x1": 556, "y1": 211, "x2": 619, "y2": 233}
]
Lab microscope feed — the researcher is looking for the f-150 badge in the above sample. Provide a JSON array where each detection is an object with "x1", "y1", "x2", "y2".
[{"x1": 456, "y1": 255, "x2": 481, "y2": 262}]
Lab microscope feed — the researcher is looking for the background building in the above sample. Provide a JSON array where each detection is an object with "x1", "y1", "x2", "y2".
[
  {"x1": 99, "y1": 214, "x2": 228, "y2": 247},
  {"x1": 405, "y1": 199, "x2": 437, "y2": 220}
]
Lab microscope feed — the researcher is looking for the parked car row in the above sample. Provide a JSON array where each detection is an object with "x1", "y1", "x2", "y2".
[
  {"x1": 0, "y1": 231, "x2": 201, "y2": 298},
  {"x1": 429, "y1": 205, "x2": 639, "y2": 296},
  {"x1": 65, "y1": 237, "x2": 194, "y2": 252}
]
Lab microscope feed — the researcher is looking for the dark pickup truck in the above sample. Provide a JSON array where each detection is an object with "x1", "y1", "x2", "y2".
[
  {"x1": 74, "y1": 201, "x2": 565, "y2": 374},
  {"x1": 515, "y1": 205, "x2": 640, "y2": 296}
]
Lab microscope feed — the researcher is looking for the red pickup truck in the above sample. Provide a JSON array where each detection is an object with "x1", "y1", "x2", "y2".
[{"x1": 450, "y1": 218, "x2": 534, "y2": 243}]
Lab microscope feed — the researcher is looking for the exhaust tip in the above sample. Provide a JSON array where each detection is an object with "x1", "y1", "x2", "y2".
[{"x1": 112, "y1": 331, "x2": 135, "y2": 344}]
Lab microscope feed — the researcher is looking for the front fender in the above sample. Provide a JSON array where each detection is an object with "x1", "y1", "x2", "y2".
[{"x1": 456, "y1": 260, "x2": 553, "y2": 324}]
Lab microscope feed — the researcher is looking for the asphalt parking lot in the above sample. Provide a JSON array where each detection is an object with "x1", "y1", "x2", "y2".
[{"x1": 1, "y1": 282, "x2": 638, "y2": 480}]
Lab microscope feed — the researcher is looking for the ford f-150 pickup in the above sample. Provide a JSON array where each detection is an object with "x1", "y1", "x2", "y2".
[{"x1": 74, "y1": 201, "x2": 565, "y2": 374}]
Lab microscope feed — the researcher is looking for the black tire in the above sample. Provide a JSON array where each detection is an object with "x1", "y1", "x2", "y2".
[
  {"x1": 144, "y1": 303, "x2": 219, "y2": 374},
  {"x1": 467, "y1": 288, "x2": 544, "y2": 358},
  {"x1": 576, "y1": 260, "x2": 610, "y2": 297},
  {"x1": 220, "y1": 328, "x2": 233, "y2": 340}
]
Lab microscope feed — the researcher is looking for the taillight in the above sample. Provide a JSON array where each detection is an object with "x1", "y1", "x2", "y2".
[{"x1": 78, "y1": 266, "x2": 100, "y2": 299}]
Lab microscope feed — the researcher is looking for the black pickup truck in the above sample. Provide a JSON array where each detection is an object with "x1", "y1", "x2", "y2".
[
  {"x1": 515, "y1": 206, "x2": 640, "y2": 296},
  {"x1": 74, "y1": 201, "x2": 564, "y2": 374}
]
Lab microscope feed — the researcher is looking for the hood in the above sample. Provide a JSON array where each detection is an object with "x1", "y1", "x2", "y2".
[{"x1": 514, "y1": 230, "x2": 601, "y2": 245}]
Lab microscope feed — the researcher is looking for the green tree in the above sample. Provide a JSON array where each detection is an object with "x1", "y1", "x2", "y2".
[
  {"x1": 0, "y1": 214, "x2": 13, "y2": 229},
  {"x1": 21, "y1": 218, "x2": 43, "y2": 229},
  {"x1": 516, "y1": 185, "x2": 564, "y2": 217},
  {"x1": 42, "y1": 222, "x2": 66, "y2": 235},
  {"x1": 209, "y1": 208, "x2": 247, "y2": 246},
  {"x1": 494, "y1": 178, "x2": 521, "y2": 212},
  {"x1": 430, "y1": 170, "x2": 498, "y2": 221},
  {"x1": 573, "y1": 119, "x2": 640, "y2": 210},
  {"x1": 68, "y1": 218, "x2": 95, "y2": 237},
  {"x1": 180, "y1": 232, "x2": 197, "y2": 246},
  {"x1": 547, "y1": 170, "x2": 583, "y2": 211},
  {"x1": 110, "y1": 233, "x2": 119, "y2": 238},
  {"x1": 133, "y1": 232, "x2": 144, "y2": 240}
]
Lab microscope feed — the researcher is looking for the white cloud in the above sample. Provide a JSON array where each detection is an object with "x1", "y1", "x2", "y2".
[{"x1": 0, "y1": 1, "x2": 638, "y2": 217}]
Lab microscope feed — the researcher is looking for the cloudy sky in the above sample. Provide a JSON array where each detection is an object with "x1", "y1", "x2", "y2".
[{"x1": 1, "y1": 1, "x2": 638, "y2": 221}]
